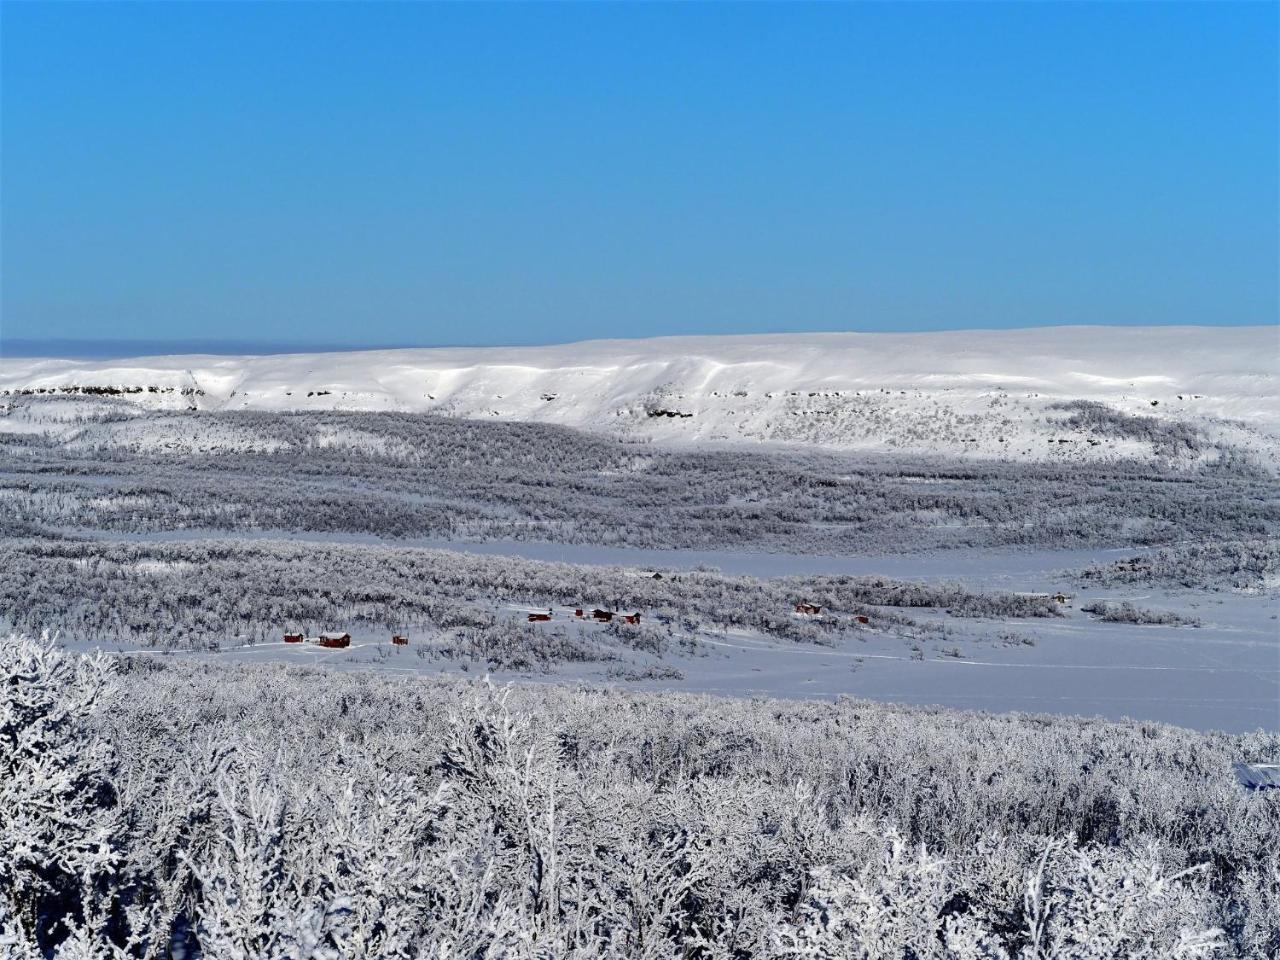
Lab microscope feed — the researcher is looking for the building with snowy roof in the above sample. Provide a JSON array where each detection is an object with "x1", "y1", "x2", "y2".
[{"x1": 1233, "y1": 763, "x2": 1280, "y2": 791}]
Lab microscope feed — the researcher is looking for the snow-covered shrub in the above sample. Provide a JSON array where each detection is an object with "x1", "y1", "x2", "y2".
[
  {"x1": 0, "y1": 635, "x2": 118, "y2": 955},
  {"x1": 775, "y1": 827, "x2": 957, "y2": 959},
  {"x1": 1080, "y1": 601, "x2": 1200, "y2": 627},
  {"x1": 1021, "y1": 839, "x2": 1224, "y2": 960},
  {"x1": 3, "y1": 638, "x2": 1274, "y2": 958}
]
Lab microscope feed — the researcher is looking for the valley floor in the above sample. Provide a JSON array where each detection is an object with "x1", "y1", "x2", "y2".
[
  {"x1": 67, "y1": 534, "x2": 1279, "y2": 733},
  {"x1": 3, "y1": 397, "x2": 1276, "y2": 734},
  {"x1": 2, "y1": 390, "x2": 1277, "y2": 957}
]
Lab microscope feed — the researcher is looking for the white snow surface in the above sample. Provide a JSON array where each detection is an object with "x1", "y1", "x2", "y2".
[{"x1": 4, "y1": 326, "x2": 1277, "y2": 461}]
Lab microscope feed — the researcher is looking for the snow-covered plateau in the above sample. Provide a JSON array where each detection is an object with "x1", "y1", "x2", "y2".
[{"x1": 4, "y1": 325, "x2": 1277, "y2": 463}]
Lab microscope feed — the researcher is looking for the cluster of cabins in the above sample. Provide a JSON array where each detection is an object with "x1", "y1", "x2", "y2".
[
  {"x1": 528, "y1": 608, "x2": 642, "y2": 624},
  {"x1": 286, "y1": 596, "x2": 890, "y2": 651},
  {"x1": 284, "y1": 631, "x2": 354, "y2": 649},
  {"x1": 1015, "y1": 591, "x2": 1074, "y2": 606},
  {"x1": 794, "y1": 601, "x2": 869, "y2": 625},
  {"x1": 283, "y1": 631, "x2": 408, "y2": 649},
  {"x1": 282, "y1": 608, "x2": 652, "y2": 649}
]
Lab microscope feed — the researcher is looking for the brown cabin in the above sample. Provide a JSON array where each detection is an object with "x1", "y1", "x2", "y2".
[
  {"x1": 854, "y1": 615, "x2": 870, "y2": 625},
  {"x1": 592, "y1": 609, "x2": 614, "y2": 622},
  {"x1": 528, "y1": 612, "x2": 552, "y2": 622},
  {"x1": 283, "y1": 632, "x2": 304, "y2": 643},
  {"x1": 795, "y1": 602, "x2": 822, "y2": 616},
  {"x1": 622, "y1": 613, "x2": 641, "y2": 625},
  {"x1": 316, "y1": 632, "x2": 351, "y2": 649},
  {"x1": 391, "y1": 634, "x2": 409, "y2": 646},
  {"x1": 574, "y1": 608, "x2": 584, "y2": 617}
]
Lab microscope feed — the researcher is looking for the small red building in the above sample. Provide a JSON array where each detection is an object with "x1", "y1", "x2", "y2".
[
  {"x1": 283, "y1": 632, "x2": 304, "y2": 643},
  {"x1": 795, "y1": 602, "x2": 822, "y2": 616},
  {"x1": 854, "y1": 615, "x2": 870, "y2": 625},
  {"x1": 622, "y1": 613, "x2": 641, "y2": 625},
  {"x1": 528, "y1": 612, "x2": 552, "y2": 622},
  {"x1": 574, "y1": 608, "x2": 584, "y2": 617},
  {"x1": 592, "y1": 609, "x2": 614, "y2": 622},
  {"x1": 316, "y1": 632, "x2": 351, "y2": 649},
  {"x1": 391, "y1": 634, "x2": 409, "y2": 645}
]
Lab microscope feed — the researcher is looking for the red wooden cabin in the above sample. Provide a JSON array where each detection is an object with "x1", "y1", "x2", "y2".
[
  {"x1": 592, "y1": 609, "x2": 613, "y2": 622},
  {"x1": 391, "y1": 634, "x2": 409, "y2": 645},
  {"x1": 854, "y1": 615, "x2": 870, "y2": 625},
  {"x1": 283, "y1": 632, "x2": 304, "y2": 643},
  {"x1": 622, "y1": 613, "x2": 641, "y2": 625},
  {"x1": 528, "y1": 612, "x2": 552, "y2": 622},
  {"x1": 316, "y1": 632, "x2": 351, "y2": 649},
  {"x1": 794, "y1": 602, "x2": 822, "y2": 616}
]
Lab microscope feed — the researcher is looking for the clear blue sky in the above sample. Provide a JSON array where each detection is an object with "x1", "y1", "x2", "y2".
[{"x1": 2, "y1": 2, "x2": 1276, "y2": 348}]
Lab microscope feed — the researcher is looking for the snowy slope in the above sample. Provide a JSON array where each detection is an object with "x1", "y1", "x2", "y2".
[{"x1": 3, "y1": 326, "x2": 1276, "y2": 463}]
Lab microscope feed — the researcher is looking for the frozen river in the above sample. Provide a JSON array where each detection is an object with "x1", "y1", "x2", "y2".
[{"x1": 88, "y1": 526, "x2": 1135, "y2": 585}]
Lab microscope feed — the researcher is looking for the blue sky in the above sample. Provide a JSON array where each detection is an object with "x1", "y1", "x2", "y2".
[{"x1": 2, "y1": 2, "x2": 1276, "y2": 349}]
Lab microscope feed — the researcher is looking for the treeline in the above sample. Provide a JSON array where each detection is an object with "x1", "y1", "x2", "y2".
[
  {"x1": 3, "y1": 637, "x2": 1276, "y2": 959},
  {"x1": 2, "y1": 400, "x2": 1276, "y2": 557}
]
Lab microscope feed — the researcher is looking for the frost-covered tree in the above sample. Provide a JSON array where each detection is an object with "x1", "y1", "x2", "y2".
[
  {"x1": 0, "y1": 635, "x2": 119, "y2": 954},
  {"x1": 0, "y1": 636, "x2": 1272, "y2": 958}
]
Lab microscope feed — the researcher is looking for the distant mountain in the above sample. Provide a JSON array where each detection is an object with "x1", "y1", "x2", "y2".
[{"x1": 3, "y1": 326, "x2": 1276, "y2": 466}]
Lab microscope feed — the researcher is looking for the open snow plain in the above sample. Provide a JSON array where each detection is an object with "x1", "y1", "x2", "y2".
[{"x1": 3, "y1": 326, "x2": 1277, "y2": 733}]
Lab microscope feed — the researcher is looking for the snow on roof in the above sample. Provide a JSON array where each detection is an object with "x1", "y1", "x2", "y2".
[
  {"x1": 319, "y1": 631, "x2": 350, "y2": 640},
  {"x1": 1233, "y1": 762, "x2": 1280, "y2": 790}
]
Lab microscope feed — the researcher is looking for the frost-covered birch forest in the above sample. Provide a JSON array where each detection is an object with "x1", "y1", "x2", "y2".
[
  {"x1": 3, "y1": 635, "x2": 1278, "y2": 960},
  {"x1": 2, "y1": 400, "x2": 1275, "y2": 554}
]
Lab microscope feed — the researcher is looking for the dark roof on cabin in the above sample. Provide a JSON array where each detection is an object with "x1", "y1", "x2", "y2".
[{"x1": 1233, "y1": 762, "x2": 1280, "y2": 790}]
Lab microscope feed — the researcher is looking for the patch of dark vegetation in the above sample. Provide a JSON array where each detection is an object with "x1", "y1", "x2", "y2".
[
  {"x1": 1077, "y1": 539, "x2": 1279, "y2": 591},
  {"x1": 645, "y1": 408, "x2": 694, "y2": 418},
  {"x1": 1, "y1": 384, "x2": 203, "y2": 397},
  {"x1": 605, "y1": 662, "x2": 685, "y2": 681},
  {"x1": 1080, "y1": 600, "x2": 1201, "y2": 627},
  {"x1": 790, "y1": 575, "x2": 1063, "y2": 620},
  {"x1": 1047, "y1": 399, "x2": 1207, "y2": 459}
]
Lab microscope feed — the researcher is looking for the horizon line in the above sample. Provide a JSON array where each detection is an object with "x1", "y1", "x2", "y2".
[{"x1": 4, "y1": 322, "x2": 1277, "y2": 362}]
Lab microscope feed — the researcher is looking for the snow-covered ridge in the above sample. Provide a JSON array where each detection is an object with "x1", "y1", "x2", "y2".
[{"x1": 3, "y1": 326, "x2": 1277, "y2": 463}]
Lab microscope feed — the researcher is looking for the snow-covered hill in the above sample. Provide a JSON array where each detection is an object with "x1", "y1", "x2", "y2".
[{"x1": 3, "y1": 326, "x2": 1277, "y2": 464}]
